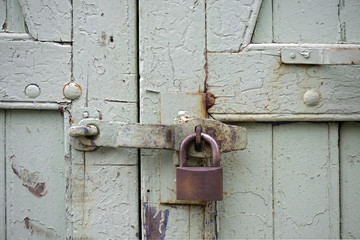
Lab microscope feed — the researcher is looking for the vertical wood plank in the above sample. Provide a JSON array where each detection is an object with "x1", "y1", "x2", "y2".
[
  {"x1": 273, "y1": 0, "x2": 339, "y2": 43},
  {"x1": 6, "y1": 110, "x2": 66, "y2": 239},
  {"x1": 72, "y1": 0, "x2": 139, "y2": 238},
  {"x1": 6, "y1": 0, "x2": 26, "y2": 33},
  {"x1": 252, "y1": 0, "x2": 273, "y2": 43},
  {"x1": 139, "y1": 0, "x2": 207, "y2": 238},
  {"x1": 273, "y1": 123, "x2": 339, "y2": 239},
  {"x1": 82, "y1": 165, "x2": 139, "y2": 239},
  {"x1": 341, "y1": 0, "x2": 360, "y2": 43},
  {"x1": 217, "y1": 123, "x2": 273, "y2": 239},
  {"x1": 0, "y1": 0, "x2": 5, "y2": 32},
  {"x1": 0, "y1": 110, "x2": 5, "y2": 238},
  {"x1": 340, "y1": 122, "x2": 360, "y2": 238}
]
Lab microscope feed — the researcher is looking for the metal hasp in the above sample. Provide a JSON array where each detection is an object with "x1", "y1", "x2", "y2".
[
  {"x1": 68, "y1": 118, "x2": 247, "y2": 157},
  {"x1": 176, "y1": 133, "x2": 223, "y2": 201}
]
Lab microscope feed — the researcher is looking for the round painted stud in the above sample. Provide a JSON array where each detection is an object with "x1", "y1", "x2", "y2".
[
  {"x1": 290, "y1": 52, "x2": 296, "y2": 59},
  {"x1": 63, "y1": 82, "x2": 82, "y2": 100},
  {"x1": 303, "y1": 89, "x2": 320, "y2": 106},
  {"x1": 25, "y1": 84, "x2": 41, "y2": 98}
]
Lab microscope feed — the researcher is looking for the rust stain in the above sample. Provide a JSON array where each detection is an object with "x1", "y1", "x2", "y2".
[
  {"x1": 205, "y1": 92, "x2": 215, "y2": 109},
  {"x1": 2, "y1": 22, "x2": 6, "y2": 30},
  {"x1": 11, "y1": 161, "x2": 48, "y2": 197},
  {"x1": 144, "y1": 204, "x2": 170, "y2": 240},
  {"x1": 24, "y1": 217, "x2": 58, "y2": 238},
  {"x1": 165, "y1": 129, "x2": 172, "y2": 144}
]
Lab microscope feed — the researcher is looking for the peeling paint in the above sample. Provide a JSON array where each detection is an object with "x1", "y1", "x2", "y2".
[
  {"x1": 24, "y1": 217, "x2": 60, "y2": 238},
  {"x1": 144, "y1": 204, "x2": 170, "y2": 240},
  {"x1": 11, "y1": 160, "x2": 48, "y2": 197}
]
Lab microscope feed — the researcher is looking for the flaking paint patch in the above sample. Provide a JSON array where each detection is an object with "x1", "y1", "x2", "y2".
[
  {"x1": 144, "y1": 204, "x2": 170, "y2": 240},
  {"x1": 11, "y1": 157, "x2": 48, "y2": 197},
  {"x1": 24, "y1": 217, "x2": 59, "y2": 238}
]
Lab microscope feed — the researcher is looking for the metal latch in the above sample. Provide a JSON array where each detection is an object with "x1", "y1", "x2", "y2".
[{"x1": 69, "y1": 118, "x2": 246, "y2": 157}]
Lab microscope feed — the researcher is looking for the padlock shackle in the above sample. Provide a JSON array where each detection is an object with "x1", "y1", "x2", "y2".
[{"x1": 179, "y1": 133, "x2": 220, "y2": 167}]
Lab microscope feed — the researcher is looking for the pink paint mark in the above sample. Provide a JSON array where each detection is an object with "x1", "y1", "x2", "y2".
[{"x1": 11, "y1": 162, "x2": 48, "y2": 197}]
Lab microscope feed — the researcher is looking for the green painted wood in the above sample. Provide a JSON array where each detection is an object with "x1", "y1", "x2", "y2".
[
  {"x1": 0, "y1": 0, "x2": 5, "y2": 32},
  {"x1": 0, "y1": 40, "x2": 71, "y2": 102},
  {"x1": 273, "y1": 0, "x2": 339, "y2": 43},
  {"x1": 341, "y1": 0, "x2": 360, "y2": 43},
  {"x1": 340, "y1": 122, "x2": 360, "y2": 238},
  {"x1": 82, "y1": 165, "x2": 138, "y2": 239},
  {"x1": 18, "y1": 0, "x2": 71, "y2": 41},
  {"x1": 207, "y1": 50, "x2": 360, "y2": 118},
  {"x1": 72, "y1": 0, "x2": 139, "y2": 238},
  {"x1": 206, "y1": 0, "x2": 262, "y2": 51},
  {"x1": 6, "y1": 0, "x2": 26, "y2": 33},
  {"x1": 252, "y1": 0, "x2": 273, "y2": 43},
  {"x1": 5, "y1": 110, "x2": 65, "y2": 239},
  {"x1": 0, "y1": 110, "x2": 4, "y2": 239},
  {"x1": 273, "y1": 123, "x2": 339, "y2": 238},
  {"x1": 139, "y1": 0, "x2": 211, "y2": 237},
  {"x1": 217, "y1": 123, "x2": 273, "y2": 239}
]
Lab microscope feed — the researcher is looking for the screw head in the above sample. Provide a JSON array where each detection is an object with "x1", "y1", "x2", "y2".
[
  {"x1": 25, "y1": 84, "x2": 40, "y2": 98},
  {"x1": 63, "y1": 82, "x2": 82, "y2": 100},
  {"x1": 303, "y1": 89, "x2": 320, "y2": 106},
  {"x1": 290, "y1": 52, "x2": 296, "y2": 59}
]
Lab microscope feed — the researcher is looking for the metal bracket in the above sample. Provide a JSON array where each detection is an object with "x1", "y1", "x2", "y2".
[
  {"x1": 69, "y1": 118, "x2": 246, "y2": 157},
  {"x1": 281, "y1": 47, "x2": 360, "y2": 65}
]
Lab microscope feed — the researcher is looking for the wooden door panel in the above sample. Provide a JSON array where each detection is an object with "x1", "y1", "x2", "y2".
[
  {"x1": 273, "y1": 123, "x2": 339, "y2": 238},
  {"x1": 217, "y1": 123, "x2": 273, "y2": 239},
  {"x1": 340, "y1": 122, "x2": 360, "y2": 238},
  {"x1": 5, "y1": 110, "x2": 66, "y2": 239},
  {"x1": 273, "y1": 0, "x2": 339, "y2": 43}
]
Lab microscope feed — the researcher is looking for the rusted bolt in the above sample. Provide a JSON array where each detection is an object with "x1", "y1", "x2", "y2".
[
  {"x1": 63, "y1": 82, "x2": 82, "y2": 100},
  {"x1": 290, "y1": 52, "x2": 296, "y2": 59},
  {"x1": 303, "y1": 89, "x2": 320, "y2": 106},
  {"x1": 206, "y1": 92, "x2": 215, "y2": 109},
  {"x1": 25, "y1": 84, "x2": 40, "y2": 98}
]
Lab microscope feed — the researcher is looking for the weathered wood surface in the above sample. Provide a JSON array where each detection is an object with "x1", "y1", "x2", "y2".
[
  {"x1": 0, "y1": 39, "x2": 71, "y2": 103},
  {"x1": 273, "y1": 123, "x2": 339, "y2": 238},
  {"x1": 5, "y1": 110, "x2": 66, "y2": 239},
  {"x1": 340, "y1": 122, "x2": 360, "y2": 238},
  {"x1": 71, "y1": 0, "x2": 139, "y2": 238},
  {"x1": 139, "y1": 0, "x2": 215, "y2": 238},
  {"x1": 18, "y1": 0, "x2": 71, "y2": 41},
  {"x1": 273, "y1": 0, "x2": 339, "y2": 43},
  {"x1": 342, "y1": 0, "x2": 360, "y2": 43},
  {"x1": 0, "y1": 111, "x2": 4, "y2": 239},
  {"x1": 0, "y1": 0, "x2": 5, "y2": 32},
  {"x1": 206, "y1": 0, "x2": 262, "y2": 51},
  {"x1": 5, "y1": 0, "x2": 26, "y2": 33},
  {"x1": 254, "y1": 0, "x2": 360, "y2": 44},
  {"x1": 251, "y1": 0, "x2": 272, "y2": 43},
  {"x1": 207, "y1": 46, "x2": 360, "y2": 120},
  {"x1": 217, "y1": 123, "x2": 273, "y2": 238}
]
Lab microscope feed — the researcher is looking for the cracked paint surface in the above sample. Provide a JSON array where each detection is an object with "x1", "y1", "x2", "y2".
[
  {"x1": 143, "y1": 204, "x2": 170, "y2": 240},
  {"x1": 11, "y1": 161, "x2": 48, "y2": 197}
]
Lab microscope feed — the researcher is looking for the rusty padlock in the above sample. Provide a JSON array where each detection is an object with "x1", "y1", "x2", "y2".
[{"x1": 176, "y1": 132, "x2": 223, "y2": 201}]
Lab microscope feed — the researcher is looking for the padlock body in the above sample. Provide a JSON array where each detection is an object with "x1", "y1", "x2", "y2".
[{"x1": 176, "y1": 167, "x2": 223, "y2": 201}]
